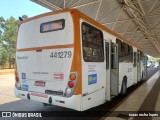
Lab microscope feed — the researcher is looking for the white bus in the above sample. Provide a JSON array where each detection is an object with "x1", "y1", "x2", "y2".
[{"x1": 15, "y1": 9, "x2": 147, "y2": 111}]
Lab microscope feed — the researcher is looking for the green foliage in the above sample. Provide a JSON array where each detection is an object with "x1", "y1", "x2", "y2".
[
  {"x1": 0, "y1": 17, "x2": 5, "y2": 43},
  {"x1": 0, "y1": 17, "x2": 5, "y2": 32},
  {"x1": 0, "y1": 15, "x2": 28, "y2": 68},
  {"x1": 148, "y1": 57, "x2": 160, "y2": 62},
  {"x1": 0, "y1": 48, "x2": 8, "y2": 68}
]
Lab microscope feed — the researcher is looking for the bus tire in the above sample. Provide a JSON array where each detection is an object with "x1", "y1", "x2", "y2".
[{"x1": 121, "y1": 77, "x2": 127, "y2": 95}]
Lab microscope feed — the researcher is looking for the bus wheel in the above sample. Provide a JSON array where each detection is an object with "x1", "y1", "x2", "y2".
[{"x1": 121, "y1": 77, "x2": 127, "y2": 95}]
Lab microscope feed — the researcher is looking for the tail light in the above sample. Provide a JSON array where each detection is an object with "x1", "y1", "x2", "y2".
[
  {"x1": 15, "y1": 70, "x2": 21, "y2": 90},
  {"x1": 64, "y1": 72, "x2": 78, "y2": 97},
  {"x1": 15, "y1": 76, "x2": 19, "y2": 82},
  {"x1": 70, "y1": 73, "x2": 76, "y2": 81},
  {"x1": 68, "y1": 81, "x2": 74, "y2": 88}
]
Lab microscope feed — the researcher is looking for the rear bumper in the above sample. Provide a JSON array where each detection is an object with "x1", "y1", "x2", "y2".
[{"x1": 14, "y1": 87, "x2": 82, "y2": 111}]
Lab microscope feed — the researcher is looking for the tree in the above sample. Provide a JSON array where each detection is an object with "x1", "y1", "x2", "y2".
[
  {"x1": 0, "y1": 48, "x2": 8, "y2": 69},
  {"x1": 0, "y1": 17, "x2": 5, "y2": 46},
  {"x1": 2, "y1": 17, "x2": 19, "y2": 68},
  {"x1": 148, "y1": 57, "x2": 160, "y2": 62},
  {"x1": 0, "y1": 17, "x2": 5, "y2": 33},
  {"x1": 0, "y1": 15, "x2": 28, "y2": 69},
  {"x1": 0, "y1": 17, "x2": 6, "y2": 68}
]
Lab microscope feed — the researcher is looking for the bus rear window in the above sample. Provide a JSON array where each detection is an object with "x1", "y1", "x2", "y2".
[{"x1": 40, "y1": 19, "x2": 65, "y2": 33}]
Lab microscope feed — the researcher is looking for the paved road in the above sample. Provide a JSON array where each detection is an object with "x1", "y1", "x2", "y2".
[{"x1": 0, "y1": 68, "x2": 158, "y2": 119}]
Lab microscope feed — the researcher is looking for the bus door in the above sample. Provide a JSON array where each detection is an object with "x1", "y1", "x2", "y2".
[
  {"x1": 137, "y1": 52, "x2": 141, "y2": 81},
  {"x1": 105, "y1": 41, "x2": 119, "y2": 100},
  {"x1": 134, "y1": 52, "x2": 138, "y2": 84},
  {"x1": 105, "y1": 41, "x2": 111, "y2": 101},
  {"x1": 110, "y1": 42, "x2": 119, "y2": 96}
]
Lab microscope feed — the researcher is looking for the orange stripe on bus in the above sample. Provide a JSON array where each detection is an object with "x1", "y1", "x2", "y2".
[
  {"x1": 70, "y1": 10, "x2": 82, "y2": 95},
  {"x1": 16, "y1": 44, "x2": 74, "y2": 52}
]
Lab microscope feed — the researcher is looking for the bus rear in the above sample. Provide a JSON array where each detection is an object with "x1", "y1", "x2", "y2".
[{"x1": 15, "y1": 11, "x2": 82, "y2": 111}]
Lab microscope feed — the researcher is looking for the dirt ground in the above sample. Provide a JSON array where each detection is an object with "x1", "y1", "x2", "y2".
[
  {"x1": 0, "y1": 69, "x2": 15, "y2": 75},
  {"x1": 0, "y1": 74, "x2": 20, "y2": 104}
]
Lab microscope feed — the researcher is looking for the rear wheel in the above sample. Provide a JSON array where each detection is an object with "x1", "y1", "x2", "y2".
[{"x1": 121, "y1": 77, "x2": 127, "y2": 95}]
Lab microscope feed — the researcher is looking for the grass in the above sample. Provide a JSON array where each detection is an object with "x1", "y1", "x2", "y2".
[{"x1": 0, "y1": 69, "x2": 15, "y2": 75}]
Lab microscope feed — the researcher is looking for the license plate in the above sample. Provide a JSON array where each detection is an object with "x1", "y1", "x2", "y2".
[{"x1": 34, "y1": 81, "x2": 45, "y2": 87}]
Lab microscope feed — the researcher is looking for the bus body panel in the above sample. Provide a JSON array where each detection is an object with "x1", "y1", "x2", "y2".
[
  {"x1": 80, "y1": 19, "x2": 105, "y2": 110},
  {"x1": 15, "y1": 88, "x2": 82, "y2": 111},
  {"x1": 15, "y1": 12, "x2": 81, "y2": 110},
  {"x1": 17, "y1": 13, "x2": 73, "y2": 49},
  {"x1": 16, "y1": 48, "x2": 73, "y2": 93},
  {"x1": 119, "y1": 62, "x2": 134, "y2": 89}
]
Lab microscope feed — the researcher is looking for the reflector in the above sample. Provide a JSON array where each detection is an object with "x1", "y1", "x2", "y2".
[{"x1": 68, "y1": 81, "x2": 74, "y2": 88}]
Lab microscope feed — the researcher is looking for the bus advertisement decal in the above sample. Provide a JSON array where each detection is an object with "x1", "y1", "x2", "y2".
[
  {"x1": 88, "y1": 65, "x2": 96, "y2": 72},
  {"x1": 34, "y1": 81, "x2": 45, "y2": 87},
  {"x1": 22, "y1": 84, "x2": 29, "y2": 91},
  {"x1": 88, "y1": 74, "x2": 97, "y2": 85},
  {"x1": 54, "y1": 73, "x2": 64, "y2": 81},
  {"x1": 31, "y1": 92, "x2": 48, "y2": 98}
]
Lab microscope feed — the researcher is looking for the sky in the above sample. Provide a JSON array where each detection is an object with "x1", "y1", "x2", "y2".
[{"x1": 0, "y1": 0, "x2": 51, "y2": 20}]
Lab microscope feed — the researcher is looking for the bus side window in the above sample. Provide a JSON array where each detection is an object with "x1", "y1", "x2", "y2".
[
  {"x1": 81, "y1": 22, "x2": 104, "y2": 62},
  {"x1": 137, "y1": 52, "x2": 140, "y2": 63},
  {"x1": 106, "y1": 42, "x2": 109, "y2": 69},
  {"x1": 129, "y1": 46, "x2": 133, "y2": 63},
  {"x1": 111, "y1": 43, "x2": 117, "y2": 69},
  {"x1": 142, "y1": 53, "x2": 145, "y2": 64},
  {"x1": 134, "y1": 52, "x2": 137, "y2": 67},
  {"x1": 116, "y1": 39, "x2": 123, "y2": 62},
  {"x1": 122, "y1": 42, "x2": 129, "y2": 62},
  {"x1": 140, "y1": 51, "x2": 144, "y2": 62}
]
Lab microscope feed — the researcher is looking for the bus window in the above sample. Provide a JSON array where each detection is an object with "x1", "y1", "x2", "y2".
[
  {"x1": 122, "y1": 42, "x2": 129, "y2": 62},
  {"x1": 140, "y1": 51, "x2": 144, "y2": 61},
  {"x1": 129, "y1": 46, "x2": 133, "y2": 62},
  {"x1": 111, "y1": 43, "x2": 117, "y2": 69},
  {"x1": 116, "y1": 39, "x2": 123, "y2": 62},
  {"x1": 105, "y1": 42, "x2": 109, "y2": 69},
  {"x1": 137, "y1": 53, "x2": 140, "y2": 63},
  {"x1": 134, "y1": 52, "x2": 137, "y2": 67},
  {"x1": 83, "y1": 47, "x2": 92, "y2": 61},
  {"x1": 82, "y1": 22, "x2": 104, "y2": 62}
]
